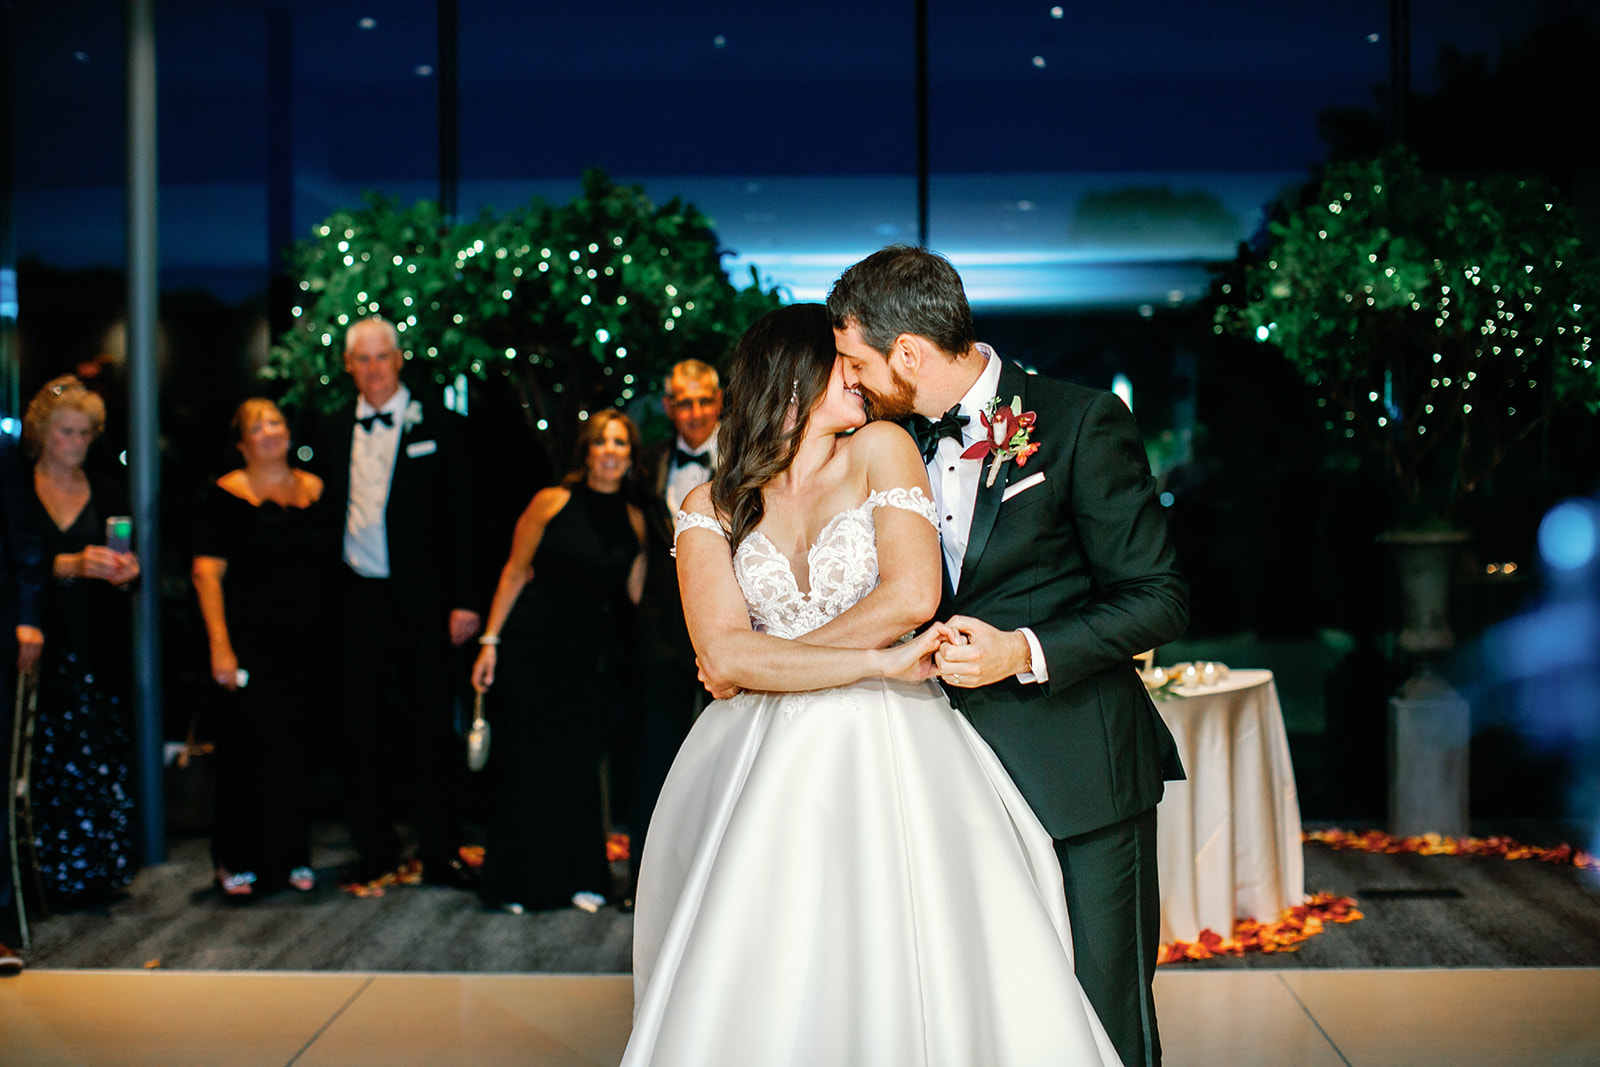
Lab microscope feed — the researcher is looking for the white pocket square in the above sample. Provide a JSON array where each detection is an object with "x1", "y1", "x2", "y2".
[
  {"x1": 1002, "y1": 471, "x2": 1046, "y2": 502},
  {"x1": 405, "y1": 440, "x2": 438, "y2": 458}
]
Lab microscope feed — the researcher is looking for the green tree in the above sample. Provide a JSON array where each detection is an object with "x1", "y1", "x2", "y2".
[
  {"x1": 266, "y1": 169, "x2": 782, "y2": 468},
  {"x1": 1214, "y1": 151, "x2": 1600, "y2": 526}
]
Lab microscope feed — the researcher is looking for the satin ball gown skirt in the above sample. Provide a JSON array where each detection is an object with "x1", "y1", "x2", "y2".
[{"x1": 624, "y1": 676, "x2": 1122, "y2": 1066}]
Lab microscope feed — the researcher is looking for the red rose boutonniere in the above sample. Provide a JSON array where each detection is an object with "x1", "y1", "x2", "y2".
[{"x1": 962, "y1": 394, "x2": 1040, "y2": 487}]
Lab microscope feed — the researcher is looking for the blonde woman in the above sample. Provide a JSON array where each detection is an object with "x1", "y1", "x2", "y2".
[{"x1": 24, "y1": 374, "x2": 138, "y2": 904}]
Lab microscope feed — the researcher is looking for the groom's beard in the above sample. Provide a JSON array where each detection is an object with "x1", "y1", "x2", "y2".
[{"x1": 860, "y1": 364, "x2": 918, "y2": 422}]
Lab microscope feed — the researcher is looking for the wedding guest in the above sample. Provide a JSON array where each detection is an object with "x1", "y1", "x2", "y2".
[
  {"x1": 653, "y1": 360, "x2": 723, "y2": 515},
  {"x1": 0, "y1": 431, "x2": 45, "y2": 972},
  {"x1": 192, "y1": 399, "x2": 334, "y2": 900},
  {"x1": 313, "y1": 317, "x2": 482, "y2": 888},
  {"x1": 621, "y1": 359, "x2": 722, "y2": 906},
  {"x1": 24, "y1": 375, "x2": 138, "y2": 906},
  {"x1": 471, "y1": 410, "x2": 646, "y2": 913}
]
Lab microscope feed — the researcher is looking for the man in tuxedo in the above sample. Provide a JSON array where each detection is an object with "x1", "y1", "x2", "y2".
[
  {"x1": 318, "y1": 317, "x2": 481, "y2": 887},
  {"x1": 0, "y1": 434, "x2": 44, "y2": 973},
  {"x1": 623, "y1": 359, "x2": 721, "y2": 903},
  {"x1": 651, "y1": 360, "x2": 721, "y2": 514},
  {"x1": 827, "y1": 247, "x2": 1188, "y2": 1067}
]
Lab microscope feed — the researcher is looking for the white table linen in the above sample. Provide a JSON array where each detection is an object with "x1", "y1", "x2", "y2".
[{"x1": 1154, "y1": 669, "x2": 1305, "y2": 943}]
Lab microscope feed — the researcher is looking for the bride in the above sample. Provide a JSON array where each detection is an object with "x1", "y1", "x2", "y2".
[{"x1": 624, "y1": 304, "x2": 1121, "y2": 1066}]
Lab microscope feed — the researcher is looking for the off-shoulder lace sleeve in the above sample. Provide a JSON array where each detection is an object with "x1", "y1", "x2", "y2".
[
  {"x1": 862, "y1": 486, "x2": 938, "y2": 529},
  {"x1": 673, "y1": 510, "x2": 728, "y2": 556}
]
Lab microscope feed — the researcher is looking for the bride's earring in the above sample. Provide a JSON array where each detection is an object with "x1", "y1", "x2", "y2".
[{"x1": 789, "y1": 378, "x2": 799, "y2": 406}]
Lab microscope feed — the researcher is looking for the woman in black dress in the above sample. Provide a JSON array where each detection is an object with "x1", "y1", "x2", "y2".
[
  {"x1": 471, "y1": 410, "x2": 646, "y2": 912},
  {"x1": 191, "y1": 399, "x2": 333, "y2": 899},
  {"x1": 25, "y1": 375, "x2": 139, "y2": 905}
]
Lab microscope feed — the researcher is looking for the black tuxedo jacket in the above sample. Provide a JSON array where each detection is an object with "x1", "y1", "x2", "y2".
[
  {"x1": 940, "y1": 361, "x2": 1188, "y2": 840},
  {"x1": 636, "y1": 437, "x2": 698, "y2": 668},
  {"x1": 314, "y1": 393, "x2": 481, "y2": 634}
]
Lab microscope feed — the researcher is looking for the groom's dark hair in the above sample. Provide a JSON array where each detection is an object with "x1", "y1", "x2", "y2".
[{"x1": 826, "y1": 245, "x2": 976, "y2": 358}]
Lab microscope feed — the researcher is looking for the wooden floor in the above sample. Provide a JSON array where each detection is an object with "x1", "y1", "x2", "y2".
[
  {"x1": 18, "y1": 820, "x2": 1600, "y2": 972},
  {"x1": 5, "y1": 967, "x2": 1600, "y2": 1065}
]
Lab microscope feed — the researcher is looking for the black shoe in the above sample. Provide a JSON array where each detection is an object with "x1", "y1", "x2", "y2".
[{"x1": 422, "y1": 857, "x2": 479, "y2": 890}]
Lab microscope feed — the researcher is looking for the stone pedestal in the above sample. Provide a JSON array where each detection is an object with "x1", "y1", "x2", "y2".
[{"x1": 1388, "y1": 673, "x2": 1470, "y2": 838}]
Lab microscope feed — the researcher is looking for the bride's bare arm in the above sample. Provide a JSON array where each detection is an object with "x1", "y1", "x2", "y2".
[
  {"x1": 794, "y1": 420, "x2": 941, "y2": 650},
  {"x1": 677, "y1": 483, "x2": 938, "y2": 693}
]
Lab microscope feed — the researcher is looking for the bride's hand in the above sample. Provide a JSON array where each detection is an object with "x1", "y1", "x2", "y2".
[
  {"x1": 697, "y1": 657, "x2": 743, "y2": 701},
  {"x1": 877, "y1": 626, "x2": 947, "y2": 683}
]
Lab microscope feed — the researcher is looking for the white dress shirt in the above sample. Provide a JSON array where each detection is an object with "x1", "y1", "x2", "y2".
[
  {"x1": 665, "y1": 428, "x2": 718, "y2": 513},
  {"x1": 926, "y1": 344, "x2": 1048, "y2": 684},
  {"x1": 344, "y1": 385, "x2": 408, "y2": 578}
]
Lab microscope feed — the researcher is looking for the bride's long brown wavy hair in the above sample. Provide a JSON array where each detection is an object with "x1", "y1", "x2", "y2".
[{"x1": 710, "y1": 303, "x2": 840, "y2": 550}]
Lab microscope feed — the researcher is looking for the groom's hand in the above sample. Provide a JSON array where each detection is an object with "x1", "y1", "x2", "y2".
[{"x1": 935, "y1": 615, "x2": 1031, "y2": 688}]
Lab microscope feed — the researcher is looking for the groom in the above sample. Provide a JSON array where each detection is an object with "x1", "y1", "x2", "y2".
[{"x1": 827, "y1": 246, "x2": 1188, "y2": 1067}]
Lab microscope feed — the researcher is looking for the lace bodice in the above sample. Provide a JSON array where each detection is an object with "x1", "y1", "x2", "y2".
[{"x1": 675, "y1": 487, "x2": 938, "y2": 640}]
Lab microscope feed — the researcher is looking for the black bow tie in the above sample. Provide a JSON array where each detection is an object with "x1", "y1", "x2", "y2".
[
  {"x1": 357, "y1": 411, "x2": 395, "y2": 432},
  {"x1": 673, "y1": 448, "x2": 711, "y2": 470},
  {"x1": 908, "y1": 405, "x2": 970, "y2": 464}
]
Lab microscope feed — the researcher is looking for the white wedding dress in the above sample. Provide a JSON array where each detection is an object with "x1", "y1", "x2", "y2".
[{"x1": 623, "y1": 488, "x2": 1121, "y2": 1067}]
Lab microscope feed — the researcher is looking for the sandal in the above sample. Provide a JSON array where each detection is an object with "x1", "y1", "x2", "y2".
[
  {"x1": 287, "y1": 867, "x2": 316, "y2": 893},
  {"x1": 216, "y1": 868, "x2": 257, "y2": 900}
]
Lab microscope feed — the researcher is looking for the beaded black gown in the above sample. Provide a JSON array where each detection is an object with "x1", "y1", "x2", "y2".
[
  {"x1": 482, "y1": 482, "x2": 639, "y2": 910},
  {"x1": 29, "y1": 479, "x2": 135, "y2": 904},
  {"x1": 192, "y1": 482, "x2": 335, "y2": 887}
]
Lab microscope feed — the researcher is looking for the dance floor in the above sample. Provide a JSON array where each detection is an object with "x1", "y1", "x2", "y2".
[{"x1": 3, "y1": 966, "x2": 1598, "y2": 1065}]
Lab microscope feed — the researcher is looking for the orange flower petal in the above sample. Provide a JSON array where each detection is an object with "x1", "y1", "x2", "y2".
[
  {"x1": 1157, "y1": 893, "x2": 1363, "y2": 965},
  {"x1": 1305, "y1": 827, "x2": 1599, "y2": 870}
]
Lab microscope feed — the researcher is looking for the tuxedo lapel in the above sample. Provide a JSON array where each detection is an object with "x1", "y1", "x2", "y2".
[
  {"x1": 643, "y1": 443, "x2": 676, "y2": 548},
  {"x1": 956, "y1": 361, "x2": 1030, "y2": 597},
  {"x1": 394, "y1": 396, "x2": 426, "y2": 450},
  {"x1": 653, "y1": 446, "x2": 671, "y2": 502},
  {"x1": 326, "y1": 401, "x2": 358, "y2": 508},
  {"x1": 385, "y1": 395, "x2": 429, "y2": 526}
]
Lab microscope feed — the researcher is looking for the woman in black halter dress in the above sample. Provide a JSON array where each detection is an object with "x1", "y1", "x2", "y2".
[{"x1": 471, "y1": 411, "x2": 646, "y2": 911}]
